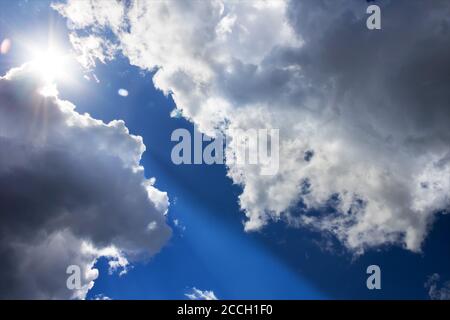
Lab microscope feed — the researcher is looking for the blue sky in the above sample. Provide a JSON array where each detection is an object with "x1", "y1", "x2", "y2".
[{"x1": 1, "y1": 0, "x2": 450, "y2": 300}]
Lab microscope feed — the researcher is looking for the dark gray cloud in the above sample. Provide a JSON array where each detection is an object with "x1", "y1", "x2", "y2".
[
  {"x1": 0, "y1": 65, "x2": 171, "y2": 299},
  {"x1": 285, "y1": 0, "x2": 450, "y2": 144}
]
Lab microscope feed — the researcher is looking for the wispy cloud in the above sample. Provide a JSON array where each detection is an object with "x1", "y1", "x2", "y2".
[
  {"x1": 425, "y1": 274, "x2": 450, "y2": 300},
  {"x1": 185, "y1": 288, "x2": 218, "y2": 301}
]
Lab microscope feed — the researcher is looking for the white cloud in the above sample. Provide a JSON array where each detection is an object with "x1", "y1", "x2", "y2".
[
  {"x1": 55, "y1": 0, "x2": 450, "y2": 254},
  {"x1": 52, "y1": 0, "x2": 125, "y2": 32},
  {"x1": 173, "y1": 218, "x2": 186, "y2": 233},
  {"x1": 0, "y1": 64, "x2": 171, "y2": 298},
  {"x1": 68, "y1": 34, "x2": 117, "y2": 69},
  {"x1": 425, "y1": 274, "x2": 450, "y2": 300},
  {"x1": 185, "y1": 287, "x2": 218, "y2": 300},
  {"x1": 93, "y1": 294, "x2": 112, "y2": 300}
]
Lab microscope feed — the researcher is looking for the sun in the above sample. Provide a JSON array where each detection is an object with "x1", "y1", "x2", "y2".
[
  {"x1": 26, "y1": 44, "x2": 75, "y2": 97},
  {"x1": 30, "y1": 47, "x2": 68, "y2": 84}
]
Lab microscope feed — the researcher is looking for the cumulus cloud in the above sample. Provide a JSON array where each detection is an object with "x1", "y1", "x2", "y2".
[
  {"x1": 185, "y1": 287, "x2": 218, "y2": 301},
  {"x1": 425, "y1": 274, "x2": 450, "y2": 300},
  {"x1": 55, "y1": 0, "x2": 450, "y2": 254},
  {"x1": 0, "y1": 64, "x2": 171, "y2": 298}
]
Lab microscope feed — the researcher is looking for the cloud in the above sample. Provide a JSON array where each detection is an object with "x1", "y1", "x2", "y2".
[
  {"x1": 0, "y1": 64, "x2": 171, "y2": 299},
  {"x1": 93, "y1": 294, "x2": 112, "y2": 300},
  {"x1": 185, "y1": 287, "x2": 218, "y2": 300},
  {"x1": 425, "y1": 274, "x2": 450, "y2": 300},
  {"x1": 55, "y1": 0, "x2": 450, "y2": 254},
  {"x1": 68, "y1": 34, "x2": 117, "y2": 70}
]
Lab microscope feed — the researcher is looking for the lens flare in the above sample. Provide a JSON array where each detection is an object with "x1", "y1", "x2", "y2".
[{"x1": 0, "y1": 38, "x2": 11, "y2": 54}]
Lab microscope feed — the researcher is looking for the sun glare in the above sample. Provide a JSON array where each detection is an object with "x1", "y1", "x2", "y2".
[
  {"x1": 31, "y1": 47, "x2": 68, "y2": 83},
  {"x1": 26, "y1": 45, "x2": 74, "y2": 97}
]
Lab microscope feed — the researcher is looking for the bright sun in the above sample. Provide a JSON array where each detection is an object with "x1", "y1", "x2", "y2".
[
  {"x1": 28, "y1": 45, "x2": 73, "y2": 97},
  {"x1": 31, "y1": 47, "x2": 67, "y2": 83}
]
